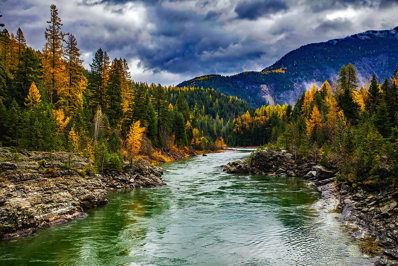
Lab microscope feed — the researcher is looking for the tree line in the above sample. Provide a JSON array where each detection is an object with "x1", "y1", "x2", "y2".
[
  {"x1": 0, "y1": 6, "x2": 250, "y2": 172},
  {"x1": 232, "y1": 63, "x2": 398, "y2": 188}
]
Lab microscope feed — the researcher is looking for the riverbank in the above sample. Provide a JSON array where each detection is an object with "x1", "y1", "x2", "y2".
[
  {"x1": 0, "y1": 147, "x2": 166, "y2": 240},
  {"x1": 223, "y1": 148, "x2": 398, "y2": 266}
]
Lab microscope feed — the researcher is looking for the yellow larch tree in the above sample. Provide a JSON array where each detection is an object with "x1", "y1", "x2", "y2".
[
  {"x1": 325, "y1": 96, "x2": 345, "y2": 141},
  {"x1": 68, "y1": 127, "x2": 79, "y2": 152},
  {"x1": 192, "y1": 128, "x2": 200, "y2": 146},
  {"x1": 320, "y1": 80, "x2": 332, "y2": 99},
  {"x1": 126, "y1": 120, "x2": 145, "y2": 163},
  {"x1": 306, "y1": 105, "x2": 322, "y2": 137},
  {"x1": 302, "y1": 86, "x2": 316, "y2": 117},
  {"x1": 54, "y1": 108, "x2": 70, "y2": 134},
  {"x1": 25, "y1": 81, "x2": 41, "y2": 107}
]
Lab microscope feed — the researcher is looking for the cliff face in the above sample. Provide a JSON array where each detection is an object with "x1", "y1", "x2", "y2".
[
  {"x1": 0, "y1": 148, "x2": 164, "y2": 240},
  {"x1": 178, "y1": 27, "x2": 398, "y2": 107}
]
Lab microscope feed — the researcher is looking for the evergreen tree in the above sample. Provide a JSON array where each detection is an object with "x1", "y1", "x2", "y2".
[
  {"x1": 346, "y1": 63, "x2": 359, "y2": 91},
  {"x1": 374, "y1": 101, "x2": 392, "y2": 138},
  {"x1": 88, "y1": 48, "x2": 105, "y2": 108},
  {"x1": 43, "y1": 4, "x2": 67, "y2": 104},
  {"x1": 366, "y1": 75, "x2": 380, "y2": 115},
  {"x1": 152, "y1": 84, "x2": 171, "y2": 146},
  {"x1": 16, "y1": 27, "x2": 26, "y2": 61},
  {"x1": 11, "y1": 48, "x2": 40, "y2": 106},
  {"x1": 105, "y1": 58, "x2": 123, "y2": 127},
  {"x1": 382, "y1": 78, "x2": 397, "y2": 125},
  {"x1": 5, "y1": 100, "x2": 21, "y2": 146},
  {"x1": 145, "y1": 93, "x2": 157, "y2": 143},
  {"x1": 174, "y1": 111, "x2": 187, "y2": 146}
]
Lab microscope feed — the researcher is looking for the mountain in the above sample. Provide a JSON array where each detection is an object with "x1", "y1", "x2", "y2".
[{"x1": 177, "y1": 27, "x2": 398, "y2": 107}]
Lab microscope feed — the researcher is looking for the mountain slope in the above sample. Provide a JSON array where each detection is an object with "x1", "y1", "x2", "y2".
[{"x1": 177, "y1": 27, "x2": 398, "y2": 107}]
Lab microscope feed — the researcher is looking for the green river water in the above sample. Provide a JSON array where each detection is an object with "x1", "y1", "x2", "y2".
[{"x1": 0, "y1": 149, "x2": 375, "y2": 265}]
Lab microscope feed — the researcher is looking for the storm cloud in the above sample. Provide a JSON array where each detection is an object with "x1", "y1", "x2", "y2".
[{"x1": 1, "y1": 0, "x2": 398, "y2": 85}]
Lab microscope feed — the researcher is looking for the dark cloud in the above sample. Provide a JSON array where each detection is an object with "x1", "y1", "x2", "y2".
[
  {"x1": 2, "y1": 0, "x2": 398, "y2": 85},
  {"x1": 235, "y1": 0, "x2": 289, "y2": 20},
  {"x1": 205, "y1": 11, "x2": 220, "y2": 20},
  {"x1": 308, "y1": 0, "x2": 398, "y2": 12}
]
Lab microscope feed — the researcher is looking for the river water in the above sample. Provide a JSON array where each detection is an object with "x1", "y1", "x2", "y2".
[{"x1": 0, "y1": 149, "x2": 374, "y2": 265}]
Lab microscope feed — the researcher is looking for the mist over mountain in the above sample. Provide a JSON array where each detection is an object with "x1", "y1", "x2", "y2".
[{"x1": 178, "y1": 27, "x2": 398, "y2": 107}]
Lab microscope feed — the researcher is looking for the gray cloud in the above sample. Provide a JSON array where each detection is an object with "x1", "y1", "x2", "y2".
[
  {"x1": 1, "y1": 0, "x2": 398, "y2": 85},
  {"x1": 235, "y1": 0, "x2": 289, "y2": 20}
]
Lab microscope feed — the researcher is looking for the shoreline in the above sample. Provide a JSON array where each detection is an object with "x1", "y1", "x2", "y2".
[
  {"x1": 0, "y1": 148, "x2": 195, "y2": 240},
  {"x1": 223, "y1": 148, "x2": 398, "y2": 266}
]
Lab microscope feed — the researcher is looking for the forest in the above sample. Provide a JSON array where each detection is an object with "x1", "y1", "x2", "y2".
[
  {"x1": 0, "y1": 5, "x2": 250, "y2": 172},
  {"x1": 232, "y1": 63, "x2": 398, "y2": 188}
]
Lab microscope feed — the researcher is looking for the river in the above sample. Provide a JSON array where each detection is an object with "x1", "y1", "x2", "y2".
[{"x1": 0, "y1": 149, "x2": 374, "y2": 265}]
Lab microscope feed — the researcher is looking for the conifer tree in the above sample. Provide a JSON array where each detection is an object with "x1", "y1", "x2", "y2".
[
  {"x1": 5, "y1": 100, "x2": 21, "y2": 146},
  {"x1": 306, "y1": 105, "x2": 322, "y2": 139},
  {"x1": 16, "y1": 27, "x2": 26, "y2": 61},
  {"x1": 145, "y1": 93, "x2": 157, "y2": 142},
  {"x1": 25, "y1": 81, "x2": 41, "y2": 107},
  {"x1": 88, "y1": 48, "x2": 105, "y2": 108},
  {"x1": 366, "y1": 75, "x2": 380, "y2": 115},
  {"x1": 43, "y1": 4, "x2": 67, "y2": 104},
  {"x1": 11, "y1": 48, "x2": 40, "y2": 106},
  {"x1": 152, "y1": 84, "x2": 171, "y2": 146},
  {"x1": 382, "y1": 78, "x2": 397, "y2": 125},
  {"x1": 346, "y1": 63, "x2": 359, "y2": 91},
  {"x1": 105, "y1": 58, "x2": 123, "y2": 127},
  {"x1": 338, "y1": 64, "x2": 359, "y2": 124},
  {"x1": 63, "y1": 34, "x2": 86, "y2": 114},
  {"x1": 374, "y1": 101, "x2": 392, "y2": 138},
  {"x1": 174, "y1": 111, "x2": 187, "y2": 146},
  {"x1": 126, "y1": 120, "x2": 145, "y2": 164}
]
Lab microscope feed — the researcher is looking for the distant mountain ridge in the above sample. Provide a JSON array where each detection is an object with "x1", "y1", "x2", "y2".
[{"x1": 177, "y1": 27, "x2": 398, "y2": 107}]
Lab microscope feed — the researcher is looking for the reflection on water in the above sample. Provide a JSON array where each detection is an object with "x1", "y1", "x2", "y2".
[{"x1": 0, "y1": 150, "x2": 374, "y2": 265}]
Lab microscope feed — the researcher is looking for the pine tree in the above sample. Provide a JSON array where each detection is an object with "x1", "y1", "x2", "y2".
[
  {"x1": 337, "y1": 65, "x2": 348, "y2": 91},
  {"x1": 88, "y1": 48, "x2": 105, "y2": 108},
  {"x1": 338, "y1": 65, "x2": 359, "y2": 124},
  {"x1": 145, "y1": 93, "x2": 157, "y2": 143},
  {"x1": 152, "y1": 84, "x2": 171, "y2": 146},
  {"x1": 43, "y1": 4, "x2": 67, "y2": 104},
  {"x1": 25, "y1": 81, "x2": 41, "y2": 107},
  {"x1": 16, "y1": 27, "x2": 26, "y2": 61},
  {"x1": 11, "y1": 48, "x2": 40, "y2": 106},
  {"x1": 382, "y1": 78, "x2": 397, "y2": 125},
  {"x1": 5, "y1": 100, "x2": 21, "y2": 146},
  {"x1": 374, "y1": 100, "x2": 392, "y2": 138},
  {"x1": 105, "y1": 58, "x2": 123, "y2": 127},
  {"x1": 366, "y1": 75, "x2": 380, "y2": 115},
  {"x1": 174, "y1": 111, "x2": 187, "y2": 146},
  {"x1": 63, "y1": 34, "x2": 86, "y2": 114},
  {"x1": 346, "y1": 63, "x2": 359, "y2": 91}
]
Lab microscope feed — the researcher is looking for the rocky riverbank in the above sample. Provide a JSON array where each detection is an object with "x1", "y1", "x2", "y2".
[
  {"x1": 0, "y1": 148, "x2": 165, "y2": 240},
  {"x1": 223, "y1": 148, "x2": 398, "y2": 266}
]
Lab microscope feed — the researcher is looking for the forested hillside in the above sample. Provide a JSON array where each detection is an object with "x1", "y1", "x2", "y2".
[
  {"x1": 0, "y1": 5, "x2": 250, "y2": 171},
  {"x1": 178, "y1": 27, "x2": 398, "y2": 107},
  {"x1": 232, "y1": 63, "x2": 398, "y2": 187}
]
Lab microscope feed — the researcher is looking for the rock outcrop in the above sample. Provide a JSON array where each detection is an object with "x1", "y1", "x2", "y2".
[
  {"x1": 0, "y1": 148, "x2": 164, "y2": 240},
  {"x1": 223, "y1": 148, "x2": 336, "y2": 180}
]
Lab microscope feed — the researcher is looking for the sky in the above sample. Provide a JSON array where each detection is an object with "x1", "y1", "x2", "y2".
[{"x1": 2, "y1": 0, "x2": 398, "y2": 86}]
